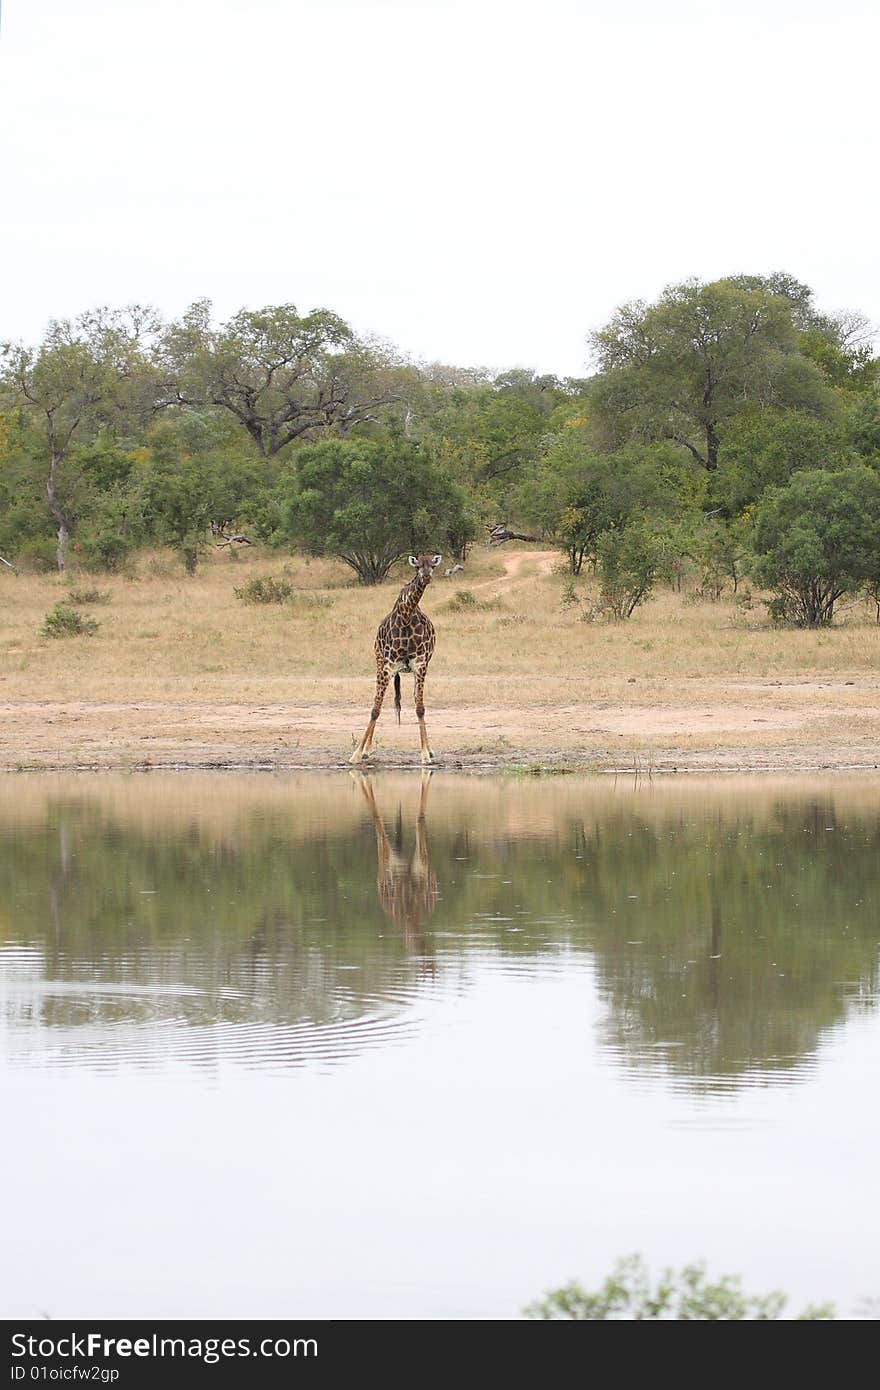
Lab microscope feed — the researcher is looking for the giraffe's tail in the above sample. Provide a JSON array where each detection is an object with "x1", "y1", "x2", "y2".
[{"x1": 394, "y1": 673, "x2": 401, "y2": 723}]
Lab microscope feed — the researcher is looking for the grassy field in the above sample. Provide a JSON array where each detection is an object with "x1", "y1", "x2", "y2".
[{"x1": 2, "y1": 544, "x2": 880, "y2": 771}]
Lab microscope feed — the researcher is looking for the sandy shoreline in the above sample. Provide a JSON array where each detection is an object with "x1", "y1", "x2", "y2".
[{"x1": 2, "y1": 691, "x2": 879, "y2": 774}]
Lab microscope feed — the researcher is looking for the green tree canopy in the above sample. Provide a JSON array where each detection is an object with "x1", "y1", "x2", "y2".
[
  {"x1": 406, "y1": 367, "x2": 568, "y2": 524},
  {"x1": 590, "y1": 276, "x2": 835, "y2": 471},
  {"x1": 160, "y1": 300, "x2": 402, "y2": 458},
  {"x1": 517, "y1": 427, "x2": 705, "y2": 573},
  {"x1": 1, "y1": 306, "x2": 159, "y2": 570},
  {"x1": 278, "y1": 433, "x2": 474, "y2": 583},
  {"x1": 138, "y1": 427, "x2": 267, "y2": 573},
  {"x1": 751, "y1": 465, "x2": 880, "y2": 626},
  {"x1": 713, "y1": 408, "x2": 856, "y2": 515}
]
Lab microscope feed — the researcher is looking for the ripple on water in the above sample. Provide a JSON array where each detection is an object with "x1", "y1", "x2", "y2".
[
  {"x1": 0, "y1": 944, "x2": 422, "y2": 1076},
  {"x1": 600, "y1": 1038, "x2": 822, "y2": 1115},
  {"x1": 1, "y1": 998, "x2": 421, "y2": 1075}
]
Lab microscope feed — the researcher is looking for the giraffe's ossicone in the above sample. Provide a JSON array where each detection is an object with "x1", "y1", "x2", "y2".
[{"x1": 350, "y1": 552, "x2": 441, "y2": 764}]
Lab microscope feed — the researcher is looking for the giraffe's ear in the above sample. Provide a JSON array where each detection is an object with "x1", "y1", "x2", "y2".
[
  {"x1": 431, "y1": 554, "x2": 442, "y2": 567},
  {"x1": 408, "y1": 555, "x2": 419, "y2": 567}
]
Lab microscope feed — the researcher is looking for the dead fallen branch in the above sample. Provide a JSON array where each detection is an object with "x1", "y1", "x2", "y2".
[{"x1": 486, "y1": 524, "x2": 539, "y2": 546}]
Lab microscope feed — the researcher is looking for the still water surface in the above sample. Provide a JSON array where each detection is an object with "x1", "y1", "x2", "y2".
[{"x1": 1, "y1": 772, "x2": 879, "y2": 1318}]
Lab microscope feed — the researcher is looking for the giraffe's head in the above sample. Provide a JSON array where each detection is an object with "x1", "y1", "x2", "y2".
[{"x1": 408, "y1": 553, "x2": 442, "y2": 583}]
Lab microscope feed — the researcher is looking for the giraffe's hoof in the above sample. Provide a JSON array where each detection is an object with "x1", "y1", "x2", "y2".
[
  {"x1": 421, "y1": 750, "x2": 436, "y2": 765},
  {"x1": 349, "y1": 751, "x2": 367, "y2": 765}
]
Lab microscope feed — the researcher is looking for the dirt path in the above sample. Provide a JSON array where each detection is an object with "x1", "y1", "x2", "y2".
[{"x1": 474, "y1": 548, "x2": 559, "y2": 597}]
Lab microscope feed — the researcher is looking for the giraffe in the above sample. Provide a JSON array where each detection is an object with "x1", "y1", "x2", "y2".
[
  {"x1": 353, "y1": 771, "x2": 439, "y2": 949},
  {"x1": 350, "y1": 551, "x2": 441, "y2": 764}
]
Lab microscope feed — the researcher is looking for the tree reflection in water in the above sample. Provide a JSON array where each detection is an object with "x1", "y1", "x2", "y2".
[{"x1": 0, "y1": 778, "x2": 878, "y2": 1088}]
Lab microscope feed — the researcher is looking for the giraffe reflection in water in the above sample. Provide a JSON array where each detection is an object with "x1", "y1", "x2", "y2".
[{"x1": 353, "y1": 771, "x2": 440, "y2": 951}]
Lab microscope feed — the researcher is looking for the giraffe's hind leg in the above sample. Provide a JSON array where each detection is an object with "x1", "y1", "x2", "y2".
[
  {"x1": 414, "y1": 667, "x2": 434, "y2": 765},
  {"x1": 350, "y1": 666, "x2": 390, "y2": 763}
]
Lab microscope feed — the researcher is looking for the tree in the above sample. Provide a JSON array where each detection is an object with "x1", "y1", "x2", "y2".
[
  {"x1": 596, "y1": 518, "x2": 673, "y2": 619},
  {"x1": 1, "y1": 307, "x2": 159, "y2": 571},
  {"x1": 138, "y1": 426, "x2": 266, "y2": 573},
  {"x1": 0, "y1": 410, "x2": 54, "y2": 567},
  {"x1": 517, "y1": 428, "x2": 704, "y2": 573},
  {"x1": 278, "y1": 433, "x2": 473, "y2": 584},
  {"x1": 679, "y1": 515, "x2": 746, "y2": 598},
  {"x1": 848, "y1": 392, "x2": 880, "y2": 463},
  {"x1": 407, "y1": 368, "x2": 570, "y2": 525},
  {"x1": 752, "y1": 466, "x2": 880, "y2": 626},
  {"x1": 160, "y1": 301, "x2": 401, "y2": 458},
  {"x1": 590, "y1": 276, "x2": 835, "y2": 471},
  {"x1": 729, "y1": 273, "x2": 879, "y2": 394},
  {"x1": 712, "y1": 408, "x2": 855, "y2": 515}
]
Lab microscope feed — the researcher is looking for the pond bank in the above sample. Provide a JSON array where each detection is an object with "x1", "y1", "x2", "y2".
[{"x1": 2, "y1": 693, "x2": 879, "y2": 774}]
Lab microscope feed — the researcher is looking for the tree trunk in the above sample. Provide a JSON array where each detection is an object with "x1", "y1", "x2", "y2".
[
  {"x1": 705, "y1": 421, "x2": 720, "y2": 471},
  {"x1": 46, "y1": 453, "x2": 70, "y2": 573},
  {"x1": 56, "y1": 523, "x2": 69, "y2": 573}
]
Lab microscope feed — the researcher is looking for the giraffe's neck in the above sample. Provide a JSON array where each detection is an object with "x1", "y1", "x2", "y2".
[{"x1": 394, "y1": 572, "x2": 429, "y2": 624}]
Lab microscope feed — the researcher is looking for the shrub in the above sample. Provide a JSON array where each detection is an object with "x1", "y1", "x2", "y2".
[
  {"x1": 448, "y1": 588, "x2": 478, "y2": 610},
  {"x1": 751, "y1": 466, "x2": 880, "y2": 627},
  {"x1": 524, "y1": 1255, "x2": 835, "y2": 1321},
  {"x1": 560, "y1": 578, "x2": 580, "y2": 608},
  {"x1": 41, "y1": 604, "x2": 99, "y2": 638},
  {"x1": 68, "y1": 587, "x2": 110, "y2": 605},
  {"x1": 596, "y1": 521, "x2": 672, "y2": 620},
  {"x1": 15, "y1": 537, "x2": 57, "y2": 574},
  {"x1": 279, "y1": 434, "x2": 474, "y2": 585},
  {"x1": 234, "y1": 576, "x2": 294, "y2": 605},
  {"x1": 75, "y1": 531, "x2": 134, "y2": 574},
  {"x1": 446, "y1": 588, "x2": 499, "y2": 613}
]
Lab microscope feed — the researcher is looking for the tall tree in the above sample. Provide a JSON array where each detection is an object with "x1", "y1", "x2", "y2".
[
  {"x1": 1, "y1": 307, "x2": 159, "y2": 571},
  {"x1": 160, "y1": 301, "x2": 402, "y2": 458},
  {"x1": 590, "y1": 276, "x2": 835, "y2": 470}
]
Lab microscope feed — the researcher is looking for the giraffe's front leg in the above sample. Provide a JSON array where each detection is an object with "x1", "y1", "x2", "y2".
[
  {"x1": 350, "y1": 668, "x2": 390, "y2": 763},
  {"x1": 414, "y1": 668, "x2": 435, "y2": 764}
]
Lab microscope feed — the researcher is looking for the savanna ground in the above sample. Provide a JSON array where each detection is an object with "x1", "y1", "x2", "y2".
[{"x1": 1, "y1": 544, "x2": 879, "y2": 773}]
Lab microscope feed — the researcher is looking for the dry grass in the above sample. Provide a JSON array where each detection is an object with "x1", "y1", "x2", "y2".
[
  {"x1": 2, "y1": 544, "x2": 880, "y2": 769},
  {"x1": 2, "y1": 544, "x2": 880, "y2": 695}
]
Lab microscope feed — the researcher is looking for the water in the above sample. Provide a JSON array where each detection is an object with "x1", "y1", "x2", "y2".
[{"x1": 1, "y1": 771, "x2": 878, "y2": 1319}]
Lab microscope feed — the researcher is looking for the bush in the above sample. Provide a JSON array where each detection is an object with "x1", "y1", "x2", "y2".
[
  {"x1": 448, "y1": 588, "x2": 478, "y2": 609},
  {"x1": 524, "y1": 1255, "x2": 835, "y2": 1321},
  {"x1": 752, "y1": 466, "x2": 880, "y2": 626},
  {"x1": 68, "y1": 587, "x2": 110, "y2": 605},
  {"x1": 15, "y1": 537, "x2": 57, "y2": 574},
  {"x1": 446, "y1": 588, "x2": 499, "y2": 613},
  {"x1": 597, "y1": 521, "x2": 672, "y2": 620},
  {"x1": 560, "y1": 578, "x2": 581, "y2": 608},
  {"x1": 234, "y1": 576, "x2": 294, "y2": 605},
  {"x1": 75, "y1": 531, "x2": 134, "y2": 574},
  {"x1": 41, "y1": 604, "x2": 99, "y2": 638}
]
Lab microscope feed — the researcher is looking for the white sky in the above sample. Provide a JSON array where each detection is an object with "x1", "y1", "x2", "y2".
[{"x1": 1, "y1": 0, "x2": 877, "y2": 376}]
